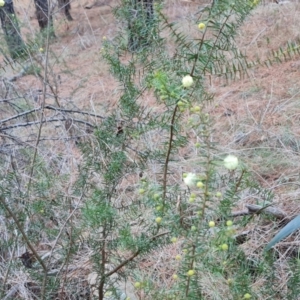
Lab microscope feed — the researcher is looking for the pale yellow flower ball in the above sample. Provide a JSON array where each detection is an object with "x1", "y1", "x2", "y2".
[
  {"x1": 187, "y1": 270, "x2": 195, "y2": 276},
  {"x1": 139, "y1": 188, "x2": 145, "y2": 194},
  {"x1": 188, "y1": 197, "x2": 195, "y2": 203},
  {"x1": 221, "y1": 243, "x2": 229, "y2": 251},
  {"x1": 155, "y1": 217, "x2": 162, "y2": 224},
  {"x1": 208, "y1": 221, "x2": 215, "y2": 228},
  {"x1": 197, "y1": 181, "x2": 204, "y2": 188},
  {"x1": 198, "y1": 23, "x2": 206, "y2": 30},
  {"x1": 153, "y1": 193, "x2": 160, "y2": 200},
  {"x1": 0, "y1": 0, "x2": 5, "y2": 7},
  {"x1": 193, "y1": 106, "x2": 201, "y2": 112},
  {"x1": 226, "y1": 220, "x2": 233, "y2": 226},
  {"x1": 224, "y1": 155, "x2": 239, "y2": 170},
  {"x1": 182, "y1": 75, "x2": 194, "y2": 88},
  {"x1": 183, "y1": 172, "x2": 197, "y2": 187}
]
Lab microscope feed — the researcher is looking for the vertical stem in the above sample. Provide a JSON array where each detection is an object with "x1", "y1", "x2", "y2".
[
  {"x1": 162, "y1": 105, "x2": 178, "y2": 206},
  {"x1": 98, "y1": 224, "x2": 107, "y2": 300},
  {"x1": 27, "y1": 0, "x2": 52, "y2": 194},
  {"x1": 185, "y1": 244, "x2": 196, "y2": 297}
]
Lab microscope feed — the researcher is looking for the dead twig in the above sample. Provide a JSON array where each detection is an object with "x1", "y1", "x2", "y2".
[
  {"x1": 231, "y1": 204, "x2": 287, "y2": 220},
  {"x1": 245, "y1": 204, "x2": 286, "y2": 220}
]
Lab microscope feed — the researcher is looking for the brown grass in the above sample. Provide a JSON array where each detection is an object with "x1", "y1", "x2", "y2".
[{"x1": 2, "y1": 0, "x2": 300, "y2": 299}]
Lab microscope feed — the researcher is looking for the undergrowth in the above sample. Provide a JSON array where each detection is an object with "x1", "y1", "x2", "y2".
[{"x1": 1, "y1": 0, "x2": 300, "y2": 299}]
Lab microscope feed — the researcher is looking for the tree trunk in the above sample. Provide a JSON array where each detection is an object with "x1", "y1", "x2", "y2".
[
  {"x1": 58, "y1": 0, "x2": 73, "y2": 21},
  {"x1": 0, "y1": 0, "x2": 25, "y2": 59},
  {"x1": 34, "y1": 0, "x2": 55, "y2": 36},
  {"x1": 128, "y1": 0, "x2": 154, "y2": 52}
]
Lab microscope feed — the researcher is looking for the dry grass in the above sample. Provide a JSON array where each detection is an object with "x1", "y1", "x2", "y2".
[{"x1": 2, "y1": 0, "x2": 300, "y2": 299}]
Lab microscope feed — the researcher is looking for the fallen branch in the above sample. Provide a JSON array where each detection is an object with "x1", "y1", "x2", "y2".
[
  {"x1": 245, "y1": 204, "x2": 286, "y2": 220},
  {"x1": 231, "y1": 204, "x2": 287, "y2": 220},
  {"x1": 1, "y1": 118, "x2": 95, "y2": 131},
  {"x1": 0, "y1": 106, "x2": 104, "y2": 125}
]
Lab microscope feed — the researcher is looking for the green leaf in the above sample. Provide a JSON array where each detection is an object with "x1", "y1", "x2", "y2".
[{"x1": 265, "y1": 215, "x2": 300, "y2": 251}]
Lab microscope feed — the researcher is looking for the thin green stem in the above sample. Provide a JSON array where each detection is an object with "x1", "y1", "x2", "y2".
[
  {"x1": 162, "y1": 105, "x2": 178, "y2": 205},
  {"x1": 185, "y1": 244, "x2": 196, "y2": 297},
  {"x1": 26, "y1": 4, "x2": 52, "y2": 195}
]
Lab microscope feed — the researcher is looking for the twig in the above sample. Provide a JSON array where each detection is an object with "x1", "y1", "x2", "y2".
[
  {"x1": 106, "y1": 232, "x2": 170, "y2": 281},
  {"x1": 0, "y1": 196, "x2": 47, "y2": 272},
  {"x1": 231, "y1": 210, "x2": 250, "y2": 218},
  {"x1": 45, "y1": 193, "x2": 84, "y2": 278},
  {"x1": 26, "y1": 14, "x2": 54, "y2": 297},
  {"x1": 230, "y1": 204, "x2": 287, "y2": 220},
  {"x1": 44, "y1": 105, "x2": 105, "y2": 119},
  {"x1": 0, "y1": 106, "x2": 104, "y2": 125},
  {"x1": 105, "y1": 231, "x2": 169, "y2": 278},
  {"x1": 60, "y1": 198, "x2": 75, "y2": 297},
  {"x1": 248, "y1": 27, "x2": 267, "y2": 47},
  {"x1": 98, "y1": 224, "x2": 107, "y2": 300},
  {"x1": 245, "y1": 204, "x2": 286, "y2": 220},
  {"x1": 162, "y1": 105, "x2": 178, "y2": 203},
  {"x1": 1, "y1": 118, "x2": 95, "y2": 130},
  {"x1": 0, "y1": 238, "x2": 17, "y2": 299},
  {"x1": 0, "y1": 108, "x2": 40, "y2": 124}
]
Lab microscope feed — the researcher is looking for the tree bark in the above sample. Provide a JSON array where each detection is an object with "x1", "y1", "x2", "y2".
[
  {"x1": 0, "y1": 0, "x2": 25, "y2": 59},
  {"x1": 58, "y1": 0, "x2": 73, "y2": 21},
  {"x1": 34, "y1": 0, "x2": 55, "y2": 36}
]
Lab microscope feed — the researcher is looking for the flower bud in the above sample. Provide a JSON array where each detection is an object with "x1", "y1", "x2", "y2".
[{"x1": 198, "y1": 23, "x2": 206, "y2": 30}]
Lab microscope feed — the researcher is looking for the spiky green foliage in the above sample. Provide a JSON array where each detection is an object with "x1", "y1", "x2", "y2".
[
  {"x1": 79, "y1": 0, "x2": 279, "y2": 298},
  {"x1": 2, "y1": 0, "x2": 300, "y2": 299}
]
